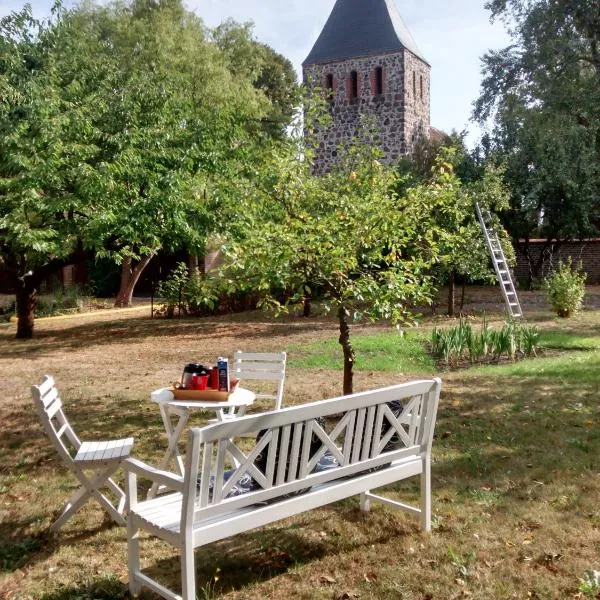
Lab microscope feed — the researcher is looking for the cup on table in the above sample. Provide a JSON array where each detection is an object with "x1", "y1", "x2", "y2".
[{"x1": 191, "y1": 374, "x2": 209, "y2": 390}]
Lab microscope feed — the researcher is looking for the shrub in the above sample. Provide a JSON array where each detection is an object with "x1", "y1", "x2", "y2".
[
  {"x1": 156, "y1": 262, "x2": 189, "y2": 317},
  {"x1": 155, "y1": 263, "x2": 257, "y2": 318},
  {"x1": 545, "y1": 259, "x2": 586, "y2": 318}
]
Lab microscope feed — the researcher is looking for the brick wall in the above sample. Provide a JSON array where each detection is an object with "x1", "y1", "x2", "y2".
[{"x1": 515, "y1": 239, "x2": 600, "y2": 284}]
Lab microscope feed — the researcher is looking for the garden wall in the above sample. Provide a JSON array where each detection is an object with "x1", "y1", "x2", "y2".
[{"x1": 515, "y1": 239, "x2": 600, "y2": 284}]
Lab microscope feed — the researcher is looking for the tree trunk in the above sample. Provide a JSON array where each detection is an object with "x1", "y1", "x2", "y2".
[
  {"x1": 447, "y1": 269, "x2": 456, "y2": 317},
  {"x1": 16, "y1": 280, "x2": 37, "y2": 340},
  {"x1": 115, "y1": 255, "x2": 154, "y2": 307},
  {"x1": 303, "y1": 295, "x2": 311, "y2": 317},
  {"x1": 460, "y1": 281, "x2": 466, "y2": 311},
  {"x1": 188, "y1": 254, "x2": 200, "y2": 276},
  {"x1": 338, "y1": 306, "x2": 355, "y2": 395}
]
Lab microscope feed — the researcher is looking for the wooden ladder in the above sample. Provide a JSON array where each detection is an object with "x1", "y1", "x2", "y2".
[{"x1": 476, "y1": 203, "x2": 523, "y2": 318}]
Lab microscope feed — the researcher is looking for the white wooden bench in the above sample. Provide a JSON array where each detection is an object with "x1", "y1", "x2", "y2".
[{"x1": 126, "y1": 378, "x2": 441, "y2": 600}]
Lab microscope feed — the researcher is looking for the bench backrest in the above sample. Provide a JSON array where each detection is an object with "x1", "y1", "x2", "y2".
[{"x1": 181, "y1": 379, "x2": 441, "y2": 526}]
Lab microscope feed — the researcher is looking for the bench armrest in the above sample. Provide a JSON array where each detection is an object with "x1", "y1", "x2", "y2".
[{"x1": 124, "y1": 458, "x2": 184, "y2": 508}]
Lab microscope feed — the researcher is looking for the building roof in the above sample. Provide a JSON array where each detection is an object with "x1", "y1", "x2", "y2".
[{"x1": 303, "y1": 0, "x2": 428, "y2": 67}]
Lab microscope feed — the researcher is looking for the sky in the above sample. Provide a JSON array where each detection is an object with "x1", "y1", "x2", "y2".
[{"x1": 0, "y1": 0, "x2": 511, "y2": 144}]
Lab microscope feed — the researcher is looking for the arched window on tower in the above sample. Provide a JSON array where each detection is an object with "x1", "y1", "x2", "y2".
[
  {"x1": 348, "y1": 70, "x2": 359, "y2": 101},
  {"x1": 412, "y1": 71, "x2": 416, "y2": 98},
  {"x1": 372, "y1": 66, "x2": 384, "y2": 96},
  {"x1": 325, "y1": 73, "x2": 334, "y2": 102},
  {"x1": 420, "y1": 75, "x2": 423, "y2": 101}
]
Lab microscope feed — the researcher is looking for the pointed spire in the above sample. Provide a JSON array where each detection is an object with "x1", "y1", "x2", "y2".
[{"x1": 303, "y1": 0, "x2": 428, "y2": 66}]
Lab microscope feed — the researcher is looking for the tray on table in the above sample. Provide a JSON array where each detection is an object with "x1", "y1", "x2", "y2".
[{"x1": 169, "y1": 381, "x2": 239, "y2": 401}]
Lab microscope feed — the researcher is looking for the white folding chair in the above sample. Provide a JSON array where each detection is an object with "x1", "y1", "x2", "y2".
[
  {"x1": 232, "y1": 351, "x2": 287, "y2": 410},
  {"x1": 31, "y1": 375, "x2": 134, "y2": 531}
]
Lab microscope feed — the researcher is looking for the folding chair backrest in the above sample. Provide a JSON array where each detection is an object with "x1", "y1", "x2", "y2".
[
  {"x1": 232, "y1": 351, "x2": 287, "y2": 410},
  {"x1": 31, "y1": 375, "x2": 81, "y2": 467}
]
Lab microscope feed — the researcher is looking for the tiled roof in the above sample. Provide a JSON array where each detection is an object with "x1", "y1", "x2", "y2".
[{"x1": 303, "y1": 0, "x2": 428, "y2": 66}]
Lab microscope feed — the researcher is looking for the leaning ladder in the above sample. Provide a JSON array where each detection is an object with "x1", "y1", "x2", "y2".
[{"x1": 475, "y1": 203, "x2": 523, "y2": 318}]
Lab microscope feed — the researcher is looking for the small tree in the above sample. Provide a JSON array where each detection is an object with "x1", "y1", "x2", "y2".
[{"x1": 223, "y1": 114, "x2": 468, "y2": 394}]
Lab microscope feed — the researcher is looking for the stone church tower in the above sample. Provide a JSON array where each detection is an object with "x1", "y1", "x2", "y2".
[{"x1": 303, "y1": 0, "x2": 430, "y2": 173}]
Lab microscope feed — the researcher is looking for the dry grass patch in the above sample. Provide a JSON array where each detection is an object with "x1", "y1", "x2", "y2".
[{"x1": 1, "y1": 300, "x2": 599, "y2": 599}]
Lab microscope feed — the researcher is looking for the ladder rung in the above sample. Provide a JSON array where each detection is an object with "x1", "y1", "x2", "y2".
[{"x1": 509, "y1": 303, "x2": 519, "y2": 306}]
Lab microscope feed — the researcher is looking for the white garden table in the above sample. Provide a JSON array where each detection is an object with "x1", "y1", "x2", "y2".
[{"x1": 147, "y1": 386, "x2": 256, "y2": 499}]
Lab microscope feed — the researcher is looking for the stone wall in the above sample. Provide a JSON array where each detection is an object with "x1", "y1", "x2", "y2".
[
  {"x1": 515, "y1": 239, "x2": 600, "y2": 285},
  {"x1": 404, "y1": 51, "x2": 431, "y2": 151},
  {"x1": 303, "y1": 49, "x2": 430, "y2": 173}
]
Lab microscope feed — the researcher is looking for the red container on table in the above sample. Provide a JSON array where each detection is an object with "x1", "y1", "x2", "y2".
[
  {"x1": 209, "y1": 366, "x2": 219, "y2": 390},
  {"x1": 191, "y1": 374, "x2": 209, "y2": 390}
]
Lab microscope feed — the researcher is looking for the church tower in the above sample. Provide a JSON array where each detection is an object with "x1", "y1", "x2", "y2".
[{"x1": 303, "y1": 0, "x2": 430, "y2": 173}]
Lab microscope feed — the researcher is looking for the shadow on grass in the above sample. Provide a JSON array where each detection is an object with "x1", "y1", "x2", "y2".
[
  {"x1": 0, "y1": 394, "x2": 162, "y2": 476},
  {"x1": 37, "y1": 576, "x2": 129, "y2": 600},
  {"x1": 0, "y1": 514, "x2": 116, "y2": 574},
  {"x1": 0, "y1": 313, "x2": 333, "y2": 360},
  {"x1": 133, "y1": 505, "x2": 410, "y2": 598}
]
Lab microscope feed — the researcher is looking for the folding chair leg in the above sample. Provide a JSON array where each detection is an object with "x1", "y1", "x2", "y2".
[
  {"x1": 105, "y1": 476, "x2": 127, "y2": 513},
  {"x1": 51, "y1": 485, "x2": 91, "y2": 532},
  {"x1": 80, "y1": 464, "x2": 127, "y2": 526},
  {"x1": 53, "y1": 463, "x2": 126, "y2": 531}
]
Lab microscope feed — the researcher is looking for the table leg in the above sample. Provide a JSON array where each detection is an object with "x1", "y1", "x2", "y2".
[{"x1": 147, "y1": 405, "x2": 190, "y2": 499}]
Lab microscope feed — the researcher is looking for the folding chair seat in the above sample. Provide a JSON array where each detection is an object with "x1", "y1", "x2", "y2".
[
  {"x1": 31, "y1": 375, "x2": 134, "y2": 531},
  {"x1": 232, "y1": 351, "x2": 287, "y2": 410}
]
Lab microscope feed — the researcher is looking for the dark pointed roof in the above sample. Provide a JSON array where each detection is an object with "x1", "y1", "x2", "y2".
[{"x1": 303, "y1": 0, "x2": 428, "y2": 66}]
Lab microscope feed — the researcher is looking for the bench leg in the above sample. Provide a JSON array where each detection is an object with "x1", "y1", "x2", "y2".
[
  {"x1": 420, "y1": 457, "x2": 431, "y2": 532},
  {"x1": 128, "y1": 518, "x2": 142, "y2": 596},
  {"x1": 181, "y1": 540, "x2": 196, "y2": 600},
  {"x1": 359, "y1": 492, "x2": 371, "y2": 512}
]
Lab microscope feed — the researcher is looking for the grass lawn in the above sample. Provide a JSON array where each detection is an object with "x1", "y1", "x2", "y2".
[{"x1": 0, "y1": 298, "x2": 599, "y2": 599}]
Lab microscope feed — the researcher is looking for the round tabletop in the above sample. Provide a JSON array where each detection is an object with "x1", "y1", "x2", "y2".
[{"x1": 150, "y1": 386, "x2": 256, "y2": 409}]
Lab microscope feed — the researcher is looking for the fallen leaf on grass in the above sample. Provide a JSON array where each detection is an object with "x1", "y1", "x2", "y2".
[
  {"x1": 522, "y1": 536, "x2": 534, "y2": 545},
  {"x1": 363, "y1": 571, "x2": 377, "y2": 583},
  {"x1": 320, "y1": 575, "x2": 337, "y2": 584}
]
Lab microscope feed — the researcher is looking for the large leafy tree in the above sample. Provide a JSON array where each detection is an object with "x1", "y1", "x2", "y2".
[
  {"x1": 0, "y1": 4, "x2": 96, "y2": 338},
  {"x1": 0, "y1": 0, "x2": 272, "y2": 337},
  {"x1": 474, "y1": 0, "x2": 600, "y2": 279},
  {"x1": 211, "y1": 19, "x2": 299, "y2": 141}
]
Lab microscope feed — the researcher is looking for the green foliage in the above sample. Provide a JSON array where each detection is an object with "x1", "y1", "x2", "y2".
[
  {"x1": 475, "y1": 0, "x2": 600, "y2": 260},
  {"x1": 156, "y1": 262, "x2": 189, "y2": 316},
  {"x1": 398, "y1": 142, "x2": 514, "y2": 311},
  {"x1": 544, "y1": 259, "x2": 587, "y2": 318},
  {"x1": 431, "y1": 318, "x2": 539, "y2": 367},
  {"x1": 0, "y1": 0, "x2": 281, "y2": 334},
  {"x1": 155, "y1": 262, "x2": 244, "y2": 318}
]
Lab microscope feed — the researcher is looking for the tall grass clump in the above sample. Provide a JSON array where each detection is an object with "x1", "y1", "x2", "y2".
[{"x1": 431, "y1": 317, "x2": 539, "y2": 368}]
